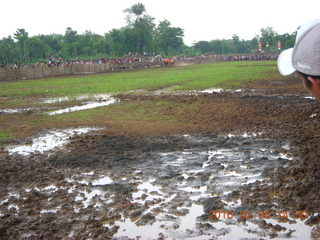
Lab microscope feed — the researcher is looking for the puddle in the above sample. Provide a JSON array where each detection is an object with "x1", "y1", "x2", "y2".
[
  {"x1": 198, "y1": 88, "x2": 244, "y2": 94},
  {"x1": 0, "y1": 94, "x2": 117, "y2": 115},
  {"x1": 1, "y1": 133, "x2": 315, "y2": 239},
  {"x1": 301, "y1": 96, "x2": 316, "y2": 99},
  {"x1": 43, "y1": 94, "x2": 114, "y2": 104},
  {"x1": 106, "y1": 134, "x2": 312, "y2": 239},
  {"x1": 46, "y1": 94, "x2": 117, "y2": 115},
  {"x1": 0, "y1": 107, "x2": 40, "y2": 114},
  {"x1": 198, "y1": 88, "x2": 224, "y2": 93},
  {"x1": 5, "y1": 127, "x2": 103, "y2": 155},
  {"x1": 92, "y1": 176, "x2": 114, "y2": 186}
]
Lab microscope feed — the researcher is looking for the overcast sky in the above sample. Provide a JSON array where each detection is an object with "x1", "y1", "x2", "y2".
[{"x1": 1, "y1": 0, "x2": 319, "y2": 45}]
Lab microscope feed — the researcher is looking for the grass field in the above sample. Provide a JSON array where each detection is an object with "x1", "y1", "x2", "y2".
[
  {"x1": 0, "y1": 61, "x2": 277, "y2": 97},
  {"x1": 0, "y1": 61, "x2": 279, "y2": 146}
]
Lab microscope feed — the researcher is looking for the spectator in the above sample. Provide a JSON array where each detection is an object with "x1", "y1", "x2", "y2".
[{"x1": 277, "y1": 19, "x2": 320, "y2": 99}]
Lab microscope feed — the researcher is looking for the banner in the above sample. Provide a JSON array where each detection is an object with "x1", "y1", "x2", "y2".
[{"x1": 258, "y1": 42, "x2": 262, "y2": 51}]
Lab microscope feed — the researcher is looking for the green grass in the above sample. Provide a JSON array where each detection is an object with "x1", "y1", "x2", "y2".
[
  {"x1": 0, "y1": 130, "x2": 12, "y2": 146},
  {"x1": 0, "y1": 61, "x2": 278, "y2": 97},
  {"x1": 0, "y1": 61, "x2": 281, "y2": 145},
  {"x1": 50, "y1": 101, "x2": 181, "y2": 122}
]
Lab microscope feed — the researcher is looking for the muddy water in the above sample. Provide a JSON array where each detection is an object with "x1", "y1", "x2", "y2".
[
  {"x1": 5, "y1": 127, "x2": 103, "y2": 155},
  {"x1": 54, "y1": 134, "x2": 314, "y2": 239},
  {"x1": 0, "y1": 94, "x2": 117, "y2": 115},
  {"x1": 107, "y1": 134, "x2": 304, "y2": 239},
  {"x1": 1, "y1": 133, "x2": 317, "y2": 239},
  {"x1": 45, "y1": 94, "x2": 117, "y2": 115}
]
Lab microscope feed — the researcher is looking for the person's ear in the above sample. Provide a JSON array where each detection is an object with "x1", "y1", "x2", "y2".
[{"x1": 308, "y1": 76, "x2": 320, "y2": 88}]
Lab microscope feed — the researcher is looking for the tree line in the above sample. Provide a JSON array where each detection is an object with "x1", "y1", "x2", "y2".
[{"x1": 0, "y1": 2, "x2": 296, "y2": 65}]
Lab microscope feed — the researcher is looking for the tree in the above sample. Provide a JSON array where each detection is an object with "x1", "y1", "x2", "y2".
[
  {"x1": 259, "y1": 27, "x2": 277, "y2": 51},
  {"x1": 14, "y1": 28, "x2": 29, "y2": 62},
  {"x1": 124, "y1": 2, "x2": 146, "y2": 25},
  {"x1": 155, "y1": 20, "x2": 184, "y2": 55},
  {"x1": 276, "y1": 32, "x2": 296, "y2": 50},
  {"x1": 210, "y1": 40, "x2": 223, "y2": 54},
  {"x1": 28, "y1": 36, "x2": 49, "y2": 60},
  {"x1": 106, "y1": 28, "x2": 128, "y2": 56},
  {"x1": 62, "y1": 27, "x2": 78, "y2": 58},
  {"x1": 0, "y1": 36, "x2": 17, "y2": 63},
  {"x1": 122, "y1": 3, "x2": 155, "y2": 54},
  {"x1": 40, "y1": 34, "x2": 63, "y2": 56},
  {"x1": 193, "y1": 41, "x2": 212, "y2": 54}
]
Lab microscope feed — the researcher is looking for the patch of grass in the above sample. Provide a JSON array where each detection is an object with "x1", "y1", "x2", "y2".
[
  {"x1": 49, "y1": 98, "x2": 201, "y2": 124},
  {"x1": 0, "y1": 61, "x2": 280, "y2": 140},
  {"x1": 0, "y1": 61, "x2": 278, "y2": 97},
  {"x1": 0, "y1": 130, "x2": 12, "y2": 146}
]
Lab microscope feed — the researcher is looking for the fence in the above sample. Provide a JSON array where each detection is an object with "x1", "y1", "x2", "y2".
[
  {"x1": 0, "y1": 61, "x2": 164, "y2": 81},
  {"x1": 1, "y1": 54, "x2": 256, "y2": 81}
]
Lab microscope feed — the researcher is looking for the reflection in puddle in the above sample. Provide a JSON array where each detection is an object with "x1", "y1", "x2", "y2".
[
  {"x1": 199, "y1": 88, "x2": 224, "y2": 93},
  {"x1": 0, "y1": 94, "x2": 117, "y2": 115},
  {"x1": 5, "y1": 127, "x2": 102, "y2": 155},
  {"x1": 92, "y1": 176, "x2": 113, "y2": 186},
  {"x1": 43, "y1": 94, "x2": 114, "y2": 104},
  {"x1": 47, "y1": 95, "x2": 117, "y2": 115},
  {"x1": 198, "y1": 88, "x2": 243, "y2": 94},
  {"x1": 0, "y1": 107, "x2": 39, "y2": 114},
  {"x1": 2, "y1": 134, "x2": 314, "y2": 239},
  {"x1": 111, "y1": 135, "x2": 312, "y2": 239}
]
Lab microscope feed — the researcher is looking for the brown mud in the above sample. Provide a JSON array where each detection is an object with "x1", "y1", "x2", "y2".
[{"x1": 0, "y1": 74, "x2": 320, "y2": 239}]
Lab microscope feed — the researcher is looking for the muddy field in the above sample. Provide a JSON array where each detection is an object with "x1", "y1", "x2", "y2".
[{"x1": 0, "y1": 74, "x2": 320, "y2": 239}]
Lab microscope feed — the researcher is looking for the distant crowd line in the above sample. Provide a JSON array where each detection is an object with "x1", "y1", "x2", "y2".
[
  {"x1": 0, "y1": 56, "x2": 163, "y2": 69},
  {"x1": 173, "y1": 53, "x2": 278, "y2": 62},
  {"x1": 0, "y1": 53, "x2": 279, "y2": 69},
  {"x1": 223, "y1": 54, "x2": 278, "y2": 61}
]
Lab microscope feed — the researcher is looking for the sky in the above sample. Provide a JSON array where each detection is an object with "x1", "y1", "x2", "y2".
[{"x1": 1, "y1": 0, "x2": 319, "y2": 45}]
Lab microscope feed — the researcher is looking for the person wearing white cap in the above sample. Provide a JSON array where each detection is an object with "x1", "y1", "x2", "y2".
[{"x1": 277, "y1": 19, "x2": 320, "y2": 99}]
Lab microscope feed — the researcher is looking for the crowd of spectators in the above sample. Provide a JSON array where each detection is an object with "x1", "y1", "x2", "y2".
[
  {"x1": 175, "y1": 53, "x2": 278, "y2": 62},
  {"x1": 223, "y1": 54, "x2": 279, "y2": 61},
  {"x1": 0, "y1": 53, "x2": 278, "y2": 69},
  {"x1": 0, "y1": 56, "x2": 163, "y2": 69}
]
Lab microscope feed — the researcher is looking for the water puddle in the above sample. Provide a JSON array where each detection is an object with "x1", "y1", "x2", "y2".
[
  {"x1": 5, "y1": 127, "x2": 103, "y2": 155},
  {"x1": 1, "y1": 133, "x2": 316, "y2": 239},
  {"x1": 107, "y1": 134, "x2": 312, "y2": 239},
  {"x1": 153, "y1": 88, "x2": 246, "y2": 96},
  {"x1": 301, "y1": 96, "x2": 316, "y2": 100},
  {"x1": 43, "y1": 94, "x2": 114, "y2": 104},
  {"x1": 0, "y1": 107, "x2": 40, "y2": 114},
  {"x1": 0, "y1": 94, "x2": 117, "y2": 115},
  {"x1": 45, "y1": 94, "x2": 117, "y2": 115},
  {"x1": 198, "y1": 88, "x2": 243, "y2": 94}
]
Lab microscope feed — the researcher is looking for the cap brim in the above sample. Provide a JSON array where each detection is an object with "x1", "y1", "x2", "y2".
[{"x1": 277, "y1": 48, "x2": 295, "y2": 76}]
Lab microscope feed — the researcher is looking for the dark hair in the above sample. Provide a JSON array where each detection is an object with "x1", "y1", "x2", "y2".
[
  {"x1": 296, "y1": 71, "x2": 320, "y2": 89},
  {"x1": 297, "y1": 71, "x2": 312, "y2": 88}
]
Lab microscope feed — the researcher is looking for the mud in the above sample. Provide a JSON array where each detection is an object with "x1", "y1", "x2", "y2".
[
  {"x1": 5, "y1": 127, "x2": 103, "y2": 156},
  {"x1": 1, "y1": 74, "x2": 320, "y2": 239}
]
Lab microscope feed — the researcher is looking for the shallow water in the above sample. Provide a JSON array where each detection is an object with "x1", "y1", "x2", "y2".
[
  {"x1": 0, "y1": 107, "x2": 39, "y2": 114},
  {"x1": 0, "y1": 94, "x2": 117, "y2": 115},
  {"x1": 5, "y1": 127, "x2": 103, "y2": 155},
  {"x1": 1, "y1": 133, "x2": 315, "y2": 239},
  {"x1": 46, "y1": 94, "x2": 117, "y2": 115},
  {"x1": 108, "y1": 134, "x2": 312, "y2": 239}
]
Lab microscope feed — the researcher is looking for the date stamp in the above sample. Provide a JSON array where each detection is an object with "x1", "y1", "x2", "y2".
[{"x1": 208, "y1": 210, "x2": 308, "y2": 220}]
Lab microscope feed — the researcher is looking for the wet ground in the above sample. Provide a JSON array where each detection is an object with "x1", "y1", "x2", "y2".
[{"x1": 0, "y1": 74, "x2": 320, "y2": 239}]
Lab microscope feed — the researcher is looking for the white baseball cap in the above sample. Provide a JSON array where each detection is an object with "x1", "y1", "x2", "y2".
[{"x1": 277, "y1": 19, "x2": 320, "y2": 76}]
